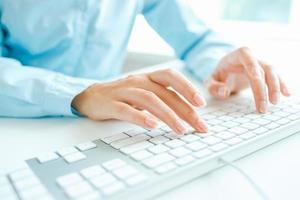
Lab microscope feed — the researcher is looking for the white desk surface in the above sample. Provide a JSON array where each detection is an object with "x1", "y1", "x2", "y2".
[{"x1": 1, "y1": 49, "x2": 300, "y2": 200}]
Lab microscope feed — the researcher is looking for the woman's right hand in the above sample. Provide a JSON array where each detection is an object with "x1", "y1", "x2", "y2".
[{"x1": 71, "y1": 69, "x2": 208, "y2": 134}]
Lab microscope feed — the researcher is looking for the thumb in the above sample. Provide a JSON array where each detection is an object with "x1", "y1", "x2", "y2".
[{"x1": 207, "y1": 74, "x2": 235, "y2": 99}]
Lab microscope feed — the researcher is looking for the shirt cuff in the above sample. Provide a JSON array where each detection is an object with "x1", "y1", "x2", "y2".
[
  {"x1": 42, "y1": 74, "x2": 98, "y2": 117},
  {"x1": 185, "y1": 45, "x2": 235, "y2": 82}
]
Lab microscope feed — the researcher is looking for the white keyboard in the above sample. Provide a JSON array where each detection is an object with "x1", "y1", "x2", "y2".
[{"x1": 1, "y1": 98, "x2": 300, "y2": 200}]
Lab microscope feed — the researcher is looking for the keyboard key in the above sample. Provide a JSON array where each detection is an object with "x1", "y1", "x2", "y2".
[
  {"x1": 228, "y1": 112, "x2": 244, "y2": 118},
  {"x1": 253, "y1": 127, "x2": 268, "y2": 135},
  {"x1": 149, "y1": 135, "x2": 169, "y2": 144},
  {"x1": 101, "y1": 182, "x2": 125, "y2": 196},
  {"x1": 37, "y1": 152, "x2": 59, "y2": 163},
  {"x1": 125, "y1": 128, "x2": 147, "y2": 136},
  {"x1": 145, "y1": 129, "x2": 166, "y2": 137},
  {"x1": 102, "y1": 159, "x2": 126, "y2": 171},
  {"x1": 0, "y1": 184, "x2": 14, "y2": 197},
  {"x1": 64, "y1": 152, "x2": 86, "y2": 163},
  {"x1": 233, "y1": 117, "x2": 250, "y2": 124},
  {"x1": 175, "y1": 155, "x2": 195, "y2": 166},
  {"x1": 142, "y1": 153, "x2": 175, "y2": 168},
  {"x1": 252, "y1": 118, "x2": 271, "y2": 125},
  {"x1": 19, "y1": 185, "x2": 48, "y2": 200},
  {"x1": 210, "y1": 125, "x2": 227, "y2": 132},
  {"x1": 76, "y1": 191, "x2": 101, "y2": 200},
  {"x1": 148, "y1": 144, "x2": 170, "y2": 154},
  {"x1": 276, "y1": 118, "x2": 291, "y2": 125},
  {"x1": 57, "y1": 173, "x2": 83, "y2": 187},
  {"x1": 164, "y1": 132, "x2": 185, "y2": 140},
  {"x1": 207, "y1": 119, "x2": 223, "y2": 126},
  {"x1": 215, "y1": 131, "x2": 235, "y2": 140},
  {"x1": 164, "y1": 139, "x2": 186, "y2": 148},
  {"x1": 240, "y1": 122, "x2": 260, "y2": 130},
  {"x1": 76, "y1": 142, "x2": 97, "y2": 151},
  {"x1": 265, "y1": 122, "x2": 280, "y2": 130},
  {"x1": 130, "y1": 150, "x2": 153, "y2": 161},
  {"x1": 125, "y1": 174, "x2": 148, "y2": 186},
  {"x1": 273, "y1": 111, "x2": 290, "y2": 117},
  {"x1": 57, "y1": 147, "x2": 79, "y2": 157},
  {"x1": 9, "y1": 168, "x2": 34, "y2": 181},
  {"x1": 64, "y1": 181, "x2": 93, "y2": 199},
  {"x1": 262, "y1": 115, "x2": 281, "y2": 121},
  {"x1": 218, "y1": 116, "x2": 234, "y2": 122},
  {"x1": 120, "y1": 141, "x2": 153, "y2": 154},
  {"x1": 245, "y1": 113, "x2": 261, "y2": 119},
  {"x1": 113, "y1": 166, "x2": 139, "y2": 180},
  {"x1": 180, "y1": 134, "x2": 199, "y2": 143},
  {"x1": 225, "y1": 137, "x2": 243, "y2": 146},
  {"x1": 159, "y1": 125, "x2": 173, "y2": 133},
  {"x1": 240, "y1": 133, "x2": 256, "y2": 140},
  {"x1": 111, "y1": 134, "x2": 150, "y2": 149},
  {"x1": 80, "y1": 166, "x2": 106, "y2": 179},
  {"x1": 193, "y1": 149, "x2": 212, "y2": 159},
  {"x1": 201, "y1": 136, "x2": 222, "y2": 145},
  {"x1": 0, "y1": 175, "x2": 9, "y2": 186},
  {"x1": 90, "y1": 174, "x2": 117, "y2": 189},
  {"x1": 288, "y1": 114, "x2": 300, "y2": 120},
  {"x1": 14, "y1": 176, "x2": 40, "y2": 190},
  {"x1": 228, "y1": 127, "x2": 248, "y2": 135},
  {"x1": 102, "y1": 133, "x2": 129, "y2": 144},
  {"x1": 169, "y1": 147, "x2": 191, "y2": 158},
  {"x1": 202, "y1": 114, "x2": 216, "y2": 120},
  {"x1": 185, "y1": 141, "x2": 207, "y2": 151},
  {"x1": 210, "y1": 143, "x2": 228, "y2": 152},
  {"x1": 155, "y1": 162, "x2": 177, "y2": 174}
]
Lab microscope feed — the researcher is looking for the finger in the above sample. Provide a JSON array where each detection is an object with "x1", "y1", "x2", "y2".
[
  {"x1": 143, "y1": 81, "x2": 208, "y2": 133},
  {"x1": 111, "y1": 102, "x2": 159, "y2": 129},
  {"x1": 279, "y1": 76, "x2": 291, "y2": 96},
  {"x1": 206, "y1": 77, "x2": 231, "y2": 99},
  {"x1": 119, "y1": 88, "x2": 187, "y2": 134},
  {"x1": 149, "y1": 69, "x2": 206, "y2": 107},
  {"x1": 159, "y1": 88, "x2": 208, "y2": 133},
  {"x1": 237, "y1": 48, "x2": 268, "y2": 113},
  {"x1": 260, "y1": 63, "x2": 280, "y2": 105}
]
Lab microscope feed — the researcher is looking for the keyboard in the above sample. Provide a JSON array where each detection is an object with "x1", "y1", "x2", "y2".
[{"x1": 1, "y1": 98, "x2": 300, "y2": 200}]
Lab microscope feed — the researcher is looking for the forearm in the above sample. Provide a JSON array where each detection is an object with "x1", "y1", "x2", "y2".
[
  {"x1": 0, "y1": 57, "x2": 97, "y2": 117},
  {"x1": 142, "y1": 0, "x2": 235, "y2": 81}
]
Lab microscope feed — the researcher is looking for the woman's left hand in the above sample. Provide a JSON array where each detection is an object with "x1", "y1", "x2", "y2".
[{"x1": 206, "y1": 47, "x2": 291, "y2": 113}]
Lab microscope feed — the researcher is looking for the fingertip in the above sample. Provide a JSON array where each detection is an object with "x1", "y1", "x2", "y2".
[
  {"x1": 282, "y1": 87, "x2": 291, "y2": 97},
  {"x1": 195, "y1": 118, "x2": 208, "y2": 133},
  {"x1": 217, "y1": 86, "x2": 231, "y2": 98},
  {"x1": 145, "y1": 117, "x2": 158, "y2": 129},
  {"x1": 193, "y1": 93, "x2": 206, "y2": 107}
]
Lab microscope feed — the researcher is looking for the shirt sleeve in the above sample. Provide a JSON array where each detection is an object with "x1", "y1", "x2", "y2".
[
  {"x1": 0, "y1": 26, "x2": 97, "y2": 118},
  {"x1": 142, "y1": 0, "x2": 235, "y2": 81}
]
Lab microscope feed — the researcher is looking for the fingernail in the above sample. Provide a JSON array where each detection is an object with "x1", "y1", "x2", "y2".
[
  {"x1": 259, "y1": 100, "x2": 267, "y2": 113},
  {"x1": 175, "y1": 120, "x2": 187, "y2": 134},
  {"x1": 283, "y1": 87, "x2": 291, "y2": 96},
  {"x1": 271, "y1": 92, "x2": 280, "y2": 105},
  {"x1": 196, "y1": 119, "x2": 208, "y2": 133},
  {"x1": 193, "y1": 93, "x2": 206, "y2": 107},
  {"x1": 145, "y1": 117, "x2": 158, "y2": 129},
  {"x1": 218, "y1": 87, "x2": 230, "y2": 98}
]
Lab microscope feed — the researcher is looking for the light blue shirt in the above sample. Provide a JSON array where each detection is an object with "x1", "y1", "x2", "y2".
[{"x1": 0, "y1": 0, "x2": 233, "y2": 118}]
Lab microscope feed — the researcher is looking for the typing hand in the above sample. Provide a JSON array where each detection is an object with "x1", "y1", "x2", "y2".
[
  {"x1": 206, "y1": 47, "x2": 291, "y2": 113},
  {"x1": 72, "y1": 69, "x2": 208, "y2": 134}
]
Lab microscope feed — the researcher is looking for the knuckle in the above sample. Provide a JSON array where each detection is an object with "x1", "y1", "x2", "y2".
[
  {"x1": 126, "y1": 75, "x2": 144, "y2": 85},
  {"x1": 237, "y1": 46, "x2": 251, "y2": 55},
  {"x1": 141, "y1": 91, "x2": 157, "y2": 102},
  {"x1": 185, "y1": 108, "x2": 199, "y2": 122},
  {"x1": 162, "y1": 68, "x2": 177, "y2": 77},
  {"x1": 115, "y1": 104, "x2": 128, "y2": 113}
]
